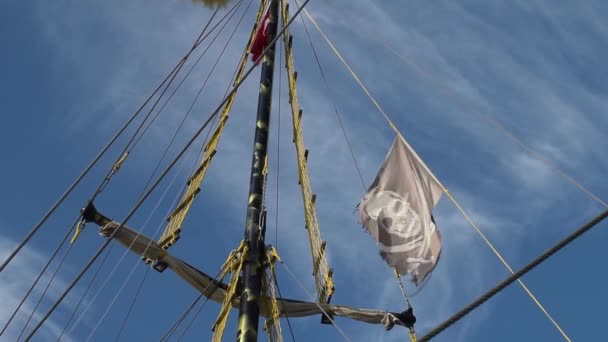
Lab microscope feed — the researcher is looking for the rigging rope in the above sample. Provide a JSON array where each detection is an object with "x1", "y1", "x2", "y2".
[
  {"x1": 297, "y1": 10, "x2": 419, "y2": 339},
  {"x1": 161, "y1": 296, "x2": 204, "y2": 342},
  {"x1": 161, "y1": 298, "x2": 202, "y2": 341},
  {"x1": 175, "y1": 245, "x2": 250, "y2": 341},
  {"x1": 113, "y1": 106, "x2": 222, "y2": 341},
  {"x1": 444, "y1": 191, "x2": 571, "y2": 341},
  {"x1": 293, "y1": 9, "x2": 418, "y2": 339},
  {"x1": 152, "y1": 159, "x2": 214, "y2": 339},
  {"x1": 211, "y1": 241, "x2": 249, "y2": 342},
  {"x1": 419, "y1": 208, "x2": 608, "y2": 341},
  {"x1": 113, "y1": 267, "x2": 150, "y2": 341},
  {"x1": 25, "y1": 0, "x2": 315, "y2": 338},
  {"x1": 271, "y1": 271, "x2": 297, "y2": 342},
  {"x1": 16, "y1": 238, "x2": 75, "y2": 341},
  {"x1": 0, "y1": 0, "x2": 241, "y2": 272},
  {"x1": 81, "y1": 4, "x2": 259, "y2": 338},
  {"x1": 296, "y1": 10, "x2": 366, "y2": 191},
  {"x1": 119, "y1": 2, "x2": 247, "y2": 159},
  {"x1": 0, "y1": 38, "x2": 180, "y2": 273},
  {"x1": 0, "y1": 221, "x2": 75, "y2": 336},
  {"x1": 274, "y1": 14, "x2": 283, "y2": 248},
  {"x1": 5, "y1": 7, "x2": 226, "y2": 329},
  {"x1": 26, "y1": 101, "x2": 220, "y2": 341},
  {"x1": 279, "y1": 261, "x2": 351, "y2": 342},
  {"x1": 159, "y1": 267, "x2": 224, "y2": 342},
  {"x1": 57, "y1": 244, "x2": 114, "y2": 341},
  {"x1": 175, "y1": 293, "x2": 211, "y2": 342},
  {"x1": 127, "y1": 0, "x2": 244, "y2": 152},
  {"x1": 297, "y1": 4, "x2": 571, "y2": 341},
  {"x1": 263, "y1": 247, "x2": 283, "y2": 342},
  {"x1": 19, "y1": 69, "x2": 195, "y2": 338},
  {"x1": 163, "y1": 2, "x2": 274, "y2": 340},
  {"x1": 65, "y1": 11, "x2": 238, "y2": 337},
  {"x1": 349, "y1": 32, "x2": 608, "y2": 342},
  {"x1": 162, "y1": 119, "x2": 231, "y2": 342},
  {"x1": 393, "y1": 270, "x2": 418, "y2": 342},
  {"x1": 114, "y1": 6, "x2": 255, "y2": 338},
  {"x1": 0, "y1": 58, "x2": 184, "y2": 270},
  {"x1": 349, "y1": 20, "x2": 608, "y2": 210},
  {"x1": 68, "y1": 131, "x2": 210, "y2": 336},
  {"x1": 84, "y1": 3, "x2": 254, "y2": 339},
  {"x1": 281, "y1": 0, "x2": 334, "y2": 305},
  {"x1": 66, "y1": 146, "x2": 194, "y2": 335},
  {"x1": 291, "y1": 10, "x2": 420, "y2": 339},
  {"x1": 85, "y1": 1, "x2": 232, "y2": 211},
  {"x1": 155, "y1": 0, "x2": 268, "y2": 251},
  {"x1": 272, "y1": 14, "x2": 297, "y2": 342},
  {"x1": 65, "y1": 3, "x2": 252, "y2": 337}
]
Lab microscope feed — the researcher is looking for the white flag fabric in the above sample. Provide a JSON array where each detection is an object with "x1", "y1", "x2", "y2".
[{"x1": 358, "y1": 135, "x2": 443, "y2": 286}]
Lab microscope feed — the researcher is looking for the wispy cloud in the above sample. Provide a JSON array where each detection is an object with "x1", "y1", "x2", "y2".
[
  {"x1": 4, "y1": 0, "x2": 607, "y2": 341},
  {"x1": 0, "y1": 236, "x2": 75, "y2": 342}
]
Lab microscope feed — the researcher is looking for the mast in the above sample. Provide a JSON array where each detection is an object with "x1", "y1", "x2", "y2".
[{"x1": 237, "y1": 0, "x2": 279, "y2": 341}]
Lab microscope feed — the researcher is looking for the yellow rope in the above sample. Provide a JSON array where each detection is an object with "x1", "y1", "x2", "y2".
[
  {"x1": 211, "y1": 241, "x2": 249, "y2": 342},
  {"x1": 298, "y1": 4, "x2": 571, "y2": 341},
  {"x1": 154, "y1": 0, "x2": 269, "y2": 253},
  {"x1": 112, "y1": 151, "x2": 129, "y2": 173},
  {"x1": 263, "y1": 155, "x2": 270, "y2": 176},
  {"x1": 393, "y1": 269, "x2": 412, "y2": 309},
  {"x1": 393, "y1": 269, "x2": 418, "y2": 342},
  {"x1": 263, "y1": 247, "x2": 283, "y2": 342},
  {"x1": 281, "y1": 0, "x2": 334, "y2": 304},
  {"x1": 70, "y1": 219, "x2": 86, "y2": 245}
]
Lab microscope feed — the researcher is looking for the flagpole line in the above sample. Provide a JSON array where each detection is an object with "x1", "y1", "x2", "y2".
[{"x1": 298, "y1": 5, "x2": 572, "y2": 341}]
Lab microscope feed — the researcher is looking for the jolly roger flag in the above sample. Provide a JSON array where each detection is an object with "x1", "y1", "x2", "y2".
[{"x1": 358, "y1": 135, "x2": 443, "y2": 286}]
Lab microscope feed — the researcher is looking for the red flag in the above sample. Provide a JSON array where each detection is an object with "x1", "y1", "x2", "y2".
[{"x1": 250, "y1": 5, "x2": 271, "y2": 63}]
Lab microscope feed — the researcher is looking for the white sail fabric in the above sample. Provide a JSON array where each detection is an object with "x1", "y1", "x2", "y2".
[
  {"x1": 100, "y1": 222, "x2": 411, "y2": 330},
  {"x1": 358, "y1": 135, "x2": 443, "y2": 286}
]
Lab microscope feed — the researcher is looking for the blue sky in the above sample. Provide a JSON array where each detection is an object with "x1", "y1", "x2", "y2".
[{"x1": 1, "y1": 0, "x2": 607, "y2": 341}]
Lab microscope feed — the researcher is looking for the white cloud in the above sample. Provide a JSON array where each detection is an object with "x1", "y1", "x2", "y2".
[
  {"x1": 502, "y1": 152, "x2": 556, "y2": 190},
  {"x1": 0, "y1": 237, "x2": 75, "y2": 342}
]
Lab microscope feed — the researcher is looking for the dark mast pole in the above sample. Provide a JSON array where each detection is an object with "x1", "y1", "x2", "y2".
[{"x1": 237, "y1": 0, "x2": 279, "y2": 341}]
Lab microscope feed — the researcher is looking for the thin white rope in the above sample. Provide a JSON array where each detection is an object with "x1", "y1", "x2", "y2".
[
  {"x1": 67, "y1": 143, "x2": 200, "y2": 337},
  {"x1": 298, "y1": 5, "x2": 573, "y2": 342},
  {"x1": 347, "y1": 15, "x2": 607, "y2": 210},
  {"x1": 70, "y1": 3, "x2": 253, "y2": 337},
  {"x1": 279, "y1": 262, "x2": 351, "y2": 342}
]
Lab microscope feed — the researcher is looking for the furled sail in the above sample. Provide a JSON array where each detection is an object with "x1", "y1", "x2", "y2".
[
  {"x1": 100, "y1": 222, "x2": 414, "y2": 330},
  {"x1": 358, "y1": 135, "x2": 443, "y2": 286}
]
